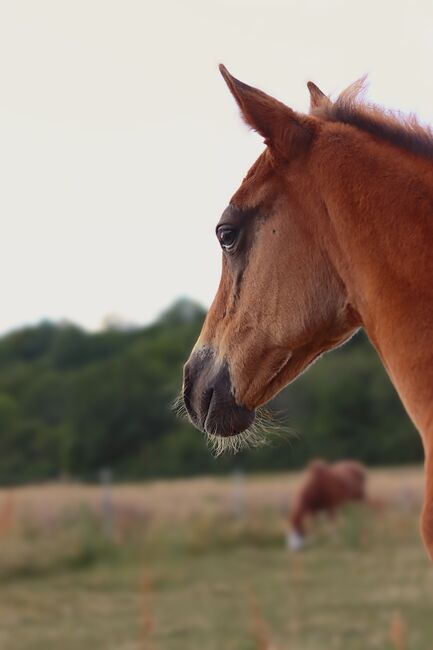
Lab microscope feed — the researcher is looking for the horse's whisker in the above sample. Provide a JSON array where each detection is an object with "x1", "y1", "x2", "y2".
[
  {"x1": 205, "y1": 406, "x2": 294, "y2": 456},
  {"x1": 171, "y1": 393, "x2": 188, "y2": 419}
]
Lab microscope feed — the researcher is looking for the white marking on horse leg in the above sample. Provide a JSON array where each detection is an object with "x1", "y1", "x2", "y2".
[{"x1": 287, "y1": 530, "x2": 305, "y2": 551}]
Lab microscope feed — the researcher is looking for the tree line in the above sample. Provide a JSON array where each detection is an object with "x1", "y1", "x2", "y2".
[{"x1": 0, "y1": 298, "x2": 422, "y2": 484}]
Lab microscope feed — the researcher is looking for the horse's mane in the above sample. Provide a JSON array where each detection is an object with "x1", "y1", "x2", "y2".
[{"x1": 313, "y1": 78, "x2": 433, "y2": 163}]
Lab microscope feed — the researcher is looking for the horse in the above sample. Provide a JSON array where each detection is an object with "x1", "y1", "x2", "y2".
[
  {"x1": 288, "y1": 460, "x2": 367, "y2": 550},
  {"x1": 182, "y1": 65, "x2": 433, "y2": 559}
]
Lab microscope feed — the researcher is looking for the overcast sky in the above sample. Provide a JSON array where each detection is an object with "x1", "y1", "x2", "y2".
[{"x1": 1, "y1": 0, "x2": 433, "y2": 333}]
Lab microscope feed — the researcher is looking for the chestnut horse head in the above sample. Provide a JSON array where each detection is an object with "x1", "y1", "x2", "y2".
[
  {"x1": 183, "y1": 65, "x2": 433, "y2": 558},
  {"x1": 183, "y1": 66, "x2": 360, "y2": 442}
]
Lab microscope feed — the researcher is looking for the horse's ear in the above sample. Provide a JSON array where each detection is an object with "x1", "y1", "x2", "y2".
[
  {"x1": 219, "y1": 64, "x2": 314, "y2": 158},
  {"x1": 307, "y1": 81, "x2": 331, "y2": 112}
]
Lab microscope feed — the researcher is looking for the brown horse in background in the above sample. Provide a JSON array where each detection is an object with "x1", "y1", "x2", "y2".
[
  {"x1": 288, "y1": 460, "x2": 367, "y2": 550},
  {"x1": 183, "y1": 66, "x2": 433, "y2": 559}
]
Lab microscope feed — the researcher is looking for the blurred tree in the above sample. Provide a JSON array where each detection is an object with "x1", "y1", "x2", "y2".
[{"x1": 0, "y1": 301, "x2": 422, "y2": 484}]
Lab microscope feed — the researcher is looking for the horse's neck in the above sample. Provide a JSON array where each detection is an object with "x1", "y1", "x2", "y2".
[
  {"x1": 321, "y1": 148, "x2": 433, "y2": 558},
  {"x1": 321, "y1": 146, "x2": 433, "y2": 438}
]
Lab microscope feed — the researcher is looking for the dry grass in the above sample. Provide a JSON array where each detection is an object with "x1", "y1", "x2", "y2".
[
  {"x1": 0, "y1": 466, "x2": 423, "y2": 530},
  {"x1": 0, "y1": 466, "x2": 431, "y2": 650},
  {"x1": 390, "y1": 611, "x2": 406, "y2": 650},
  {"x1": 141, "y1": 575, "x2": 156, "y2": 650}
]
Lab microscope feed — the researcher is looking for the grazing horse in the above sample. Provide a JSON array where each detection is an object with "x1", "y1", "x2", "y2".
[
  {"x1": 182, "y1": 65, "x2": 433, "y2": 558},
  {"x1": 288, "y1": 460, "x2": 367, "y2": 550}
]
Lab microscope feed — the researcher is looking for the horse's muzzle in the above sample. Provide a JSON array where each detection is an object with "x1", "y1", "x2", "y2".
[{"x1": 183, "y1": 348, "x2": 255, "y2": 437}]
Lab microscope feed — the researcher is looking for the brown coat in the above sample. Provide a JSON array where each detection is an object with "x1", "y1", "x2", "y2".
[
  {"x1": 184, "y1": 66, "x2": 433, "y2": 558},
  {"x1": 290, "y1": 460, "x2": 367, "y2": 538}
]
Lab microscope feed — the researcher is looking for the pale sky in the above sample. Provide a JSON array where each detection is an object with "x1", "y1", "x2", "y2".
[{"x1": 1, "y1": 0, "x2": 433, "y2": 333}]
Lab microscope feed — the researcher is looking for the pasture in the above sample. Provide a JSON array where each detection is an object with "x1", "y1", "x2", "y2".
[{"x1": 0, "y1": 467, "x2": 432, "y2": 650}]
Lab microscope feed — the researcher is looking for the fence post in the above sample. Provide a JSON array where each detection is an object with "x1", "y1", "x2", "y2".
[
  {"x1": 100, "y1": 468, "x2": 114, "y2": 539},
  {"x1": 232, "y1": 469, "x2": 246, "y2": 518}
]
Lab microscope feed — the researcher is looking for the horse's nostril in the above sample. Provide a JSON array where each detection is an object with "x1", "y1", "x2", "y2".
[
  {"x1": 182, "y1": 351, "x2": 216, "y2": 429},
  {"x1": 182, "y1": 349, "x2": 255, "y2": 437},
  {"x1": 201, "y1": 387, "x2": 214, "y2": 428}
]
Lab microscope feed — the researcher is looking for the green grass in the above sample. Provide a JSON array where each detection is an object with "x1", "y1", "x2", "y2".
[{"x1": 0, "y1": 475, "x2": 432, "y2": 649}]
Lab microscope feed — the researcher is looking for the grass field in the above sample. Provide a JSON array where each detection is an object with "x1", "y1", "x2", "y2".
[{"x1": 0, "y1": 467, "x2": 432, "y2": 649}]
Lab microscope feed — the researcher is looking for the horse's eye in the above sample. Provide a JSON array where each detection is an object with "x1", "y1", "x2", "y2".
[{"x1": 217, "y1": 226, "x2": 238, "y2": 251}]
